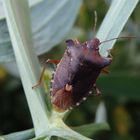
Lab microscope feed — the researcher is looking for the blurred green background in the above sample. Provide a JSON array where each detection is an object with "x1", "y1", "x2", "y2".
[{"x1": 0, "y1": 0, "x2": 140, "y2": 140}]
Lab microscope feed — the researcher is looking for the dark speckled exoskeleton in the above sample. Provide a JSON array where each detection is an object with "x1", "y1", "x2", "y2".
[
  {"x1": 50, "y1": 38, "x2": 112, "y2": 111},
  {"x1": 32, "y1": 11, "x2": 135, "y2": 111},
  {"x1": 32, "y1": 35, "x2": 135, "y2": 111}
]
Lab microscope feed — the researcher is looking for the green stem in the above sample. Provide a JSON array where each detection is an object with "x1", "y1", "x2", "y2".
[
  {"x1": 2, "y1": 0, "x2": 51, "y2": 136},
  {"x1": 97, "y1": 0, "x2": 139, "y2": 57}
]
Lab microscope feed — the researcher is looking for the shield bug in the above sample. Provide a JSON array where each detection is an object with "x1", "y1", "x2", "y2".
[{"x1": 32, "y1": 12, "x2": 136, "y2": 111}]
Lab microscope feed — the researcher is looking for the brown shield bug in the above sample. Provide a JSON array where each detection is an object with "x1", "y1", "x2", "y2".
[{"x1": 32, "y1": 12, "x2": 136, "y2": 111}]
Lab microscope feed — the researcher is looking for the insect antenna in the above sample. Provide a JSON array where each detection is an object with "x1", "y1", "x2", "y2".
[
  {"x1": 100, "y1": 36, "x2": 136, "y2": 45},
  {"x1": 93, "y1": 11, "x2": 97, "y2": 34}
]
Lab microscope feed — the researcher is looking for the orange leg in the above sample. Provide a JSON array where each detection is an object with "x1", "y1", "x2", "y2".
[
  {"x1": 32, "y1": 59, "x2": 60, "y2": 89},
  {"x1": 101, "y1": 49, "x2": 112, "y2": 75},
  {"x1": 101, "y1": 67, "x2": 109, "y2": 74},
  {"x1": 107, "y1": 49, "x2": 113, "y2": 59}
]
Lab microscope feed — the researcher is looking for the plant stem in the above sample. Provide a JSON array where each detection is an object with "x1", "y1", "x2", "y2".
[
  {"x1": 2, "y1": 0, "x2": 51, "y2": 136},
  {"x1": 97, "y1": 0, "x2": 139, "y2": 57}
]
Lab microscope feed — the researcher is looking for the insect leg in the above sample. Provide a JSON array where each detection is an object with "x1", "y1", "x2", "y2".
[
  {"x1": 93, "y1": 83, "x2": 101, "y2": 96},
  {"x1": 32, "y1": 59, "x2": 60, "y2": 89},
  {"x1": 107, "y1": 49, "x2": 113, "y2": 59},
  {"x1": 32, "y1": 66, "x2": 46, "y2": 89},
  {"x1": 101, "y1": 67, "x2": 109, "y2": 74},
  {"x1": 46, "y1": 59, "x2": 60, "y2": 65}
]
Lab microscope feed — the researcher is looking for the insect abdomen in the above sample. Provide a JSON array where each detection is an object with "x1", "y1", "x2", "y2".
[{"x1": 51, "y1": 59, "x2": 101, "y2": 111}]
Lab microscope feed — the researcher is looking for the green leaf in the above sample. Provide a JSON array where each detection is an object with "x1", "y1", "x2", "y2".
[
  {"x1": 98, "y1": 72, "x2": 140, "y2": 100},
  {"x1": 95, "y1": 101, "x2": 107, "y2": 123},
  {"x1": 0, "y1": 129, "x2": 34, "y2": 140},
  {"x1": 105, "y1": 0, "x2": 140, "y2": 43},
  {"x1": 33, "y1": 111, "x2": 93, "y2": 140},
  {"x1": 73, "y1": 122, "x2": 110, "y2": 137},
  {"x1": 97, "y1": 0, "x2": 139, "y2": 57},
  {"x1": 31, "y1": 0, "x2": 82, "y2": 55},
  {"x1": 30, "y1": 136, "x2": 46, "y2": 140},
  {"x1": 0, "y1": 0, "x2": 45, "y2": 62},
  {"x1": 0, "y1": 19, "x2": 14, "y2": 61},
  {"x1": 0, "y1": 0, "x2": 43, "y2": 20},
  {"x1": 0, "y1": 1, "x2": 4, "y2": 19},
  {"x1": 0, "y1": 0, "x2": 82, "y2": 62},
  {"x1": 28, "y1": 0, "x2": 43, "y2": 7},
  {"x1": 2, "y1": 0, "x2": 51, "y2": 136}
]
